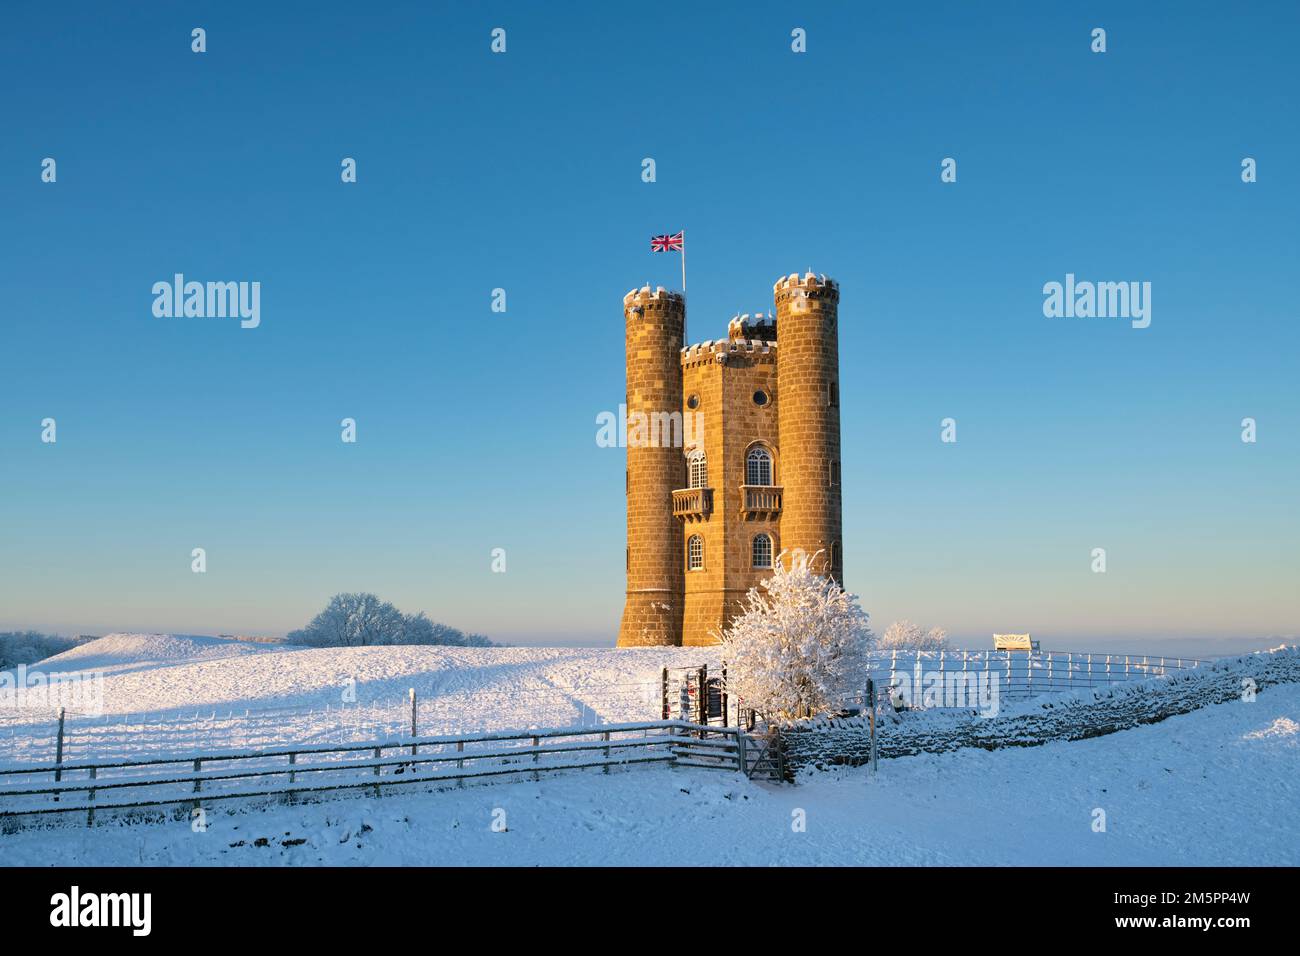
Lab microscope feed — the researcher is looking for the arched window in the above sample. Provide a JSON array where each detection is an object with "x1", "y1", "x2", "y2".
[
  {"x1": 752, "y1": 533, "x2": 773, "y2": 569},
  {"x1": 687, "y1": 535, "x2": 704, "y2": 571},
  {"x1": 687, "y1": 451, "x2": 708, "y2": 489},
  {"x1": 746, "y1": 447, "x2": 773, "y2": 486}
]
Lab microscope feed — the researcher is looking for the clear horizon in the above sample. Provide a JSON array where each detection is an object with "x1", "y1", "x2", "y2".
[{"x1": 2, "y1": 2, "x2": 1297, "y2": 654}]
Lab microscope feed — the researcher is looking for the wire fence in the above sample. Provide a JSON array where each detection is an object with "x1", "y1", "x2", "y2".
[
  {"x1": 0, "y1": 648, "x2": 1212, "y2": 770},
  {"x1": 0, "y1": 681, "x2": 666, "y2": 770},
  {"x1": 863, "y1": 649, "x2": 1211, "y2": 706}
]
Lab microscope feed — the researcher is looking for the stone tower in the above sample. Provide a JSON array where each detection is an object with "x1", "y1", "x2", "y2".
[
  {"x1": 617, "y1": 272, "x2": 842, "y2": 647},
  {"x1": 774, "y1": 272, "x2": 842, "y2": 582},
  {"x1": 616, "y1": 286, "x2": 685, "y2": 647}
]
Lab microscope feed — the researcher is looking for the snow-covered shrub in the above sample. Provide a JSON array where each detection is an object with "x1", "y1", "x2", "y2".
[
  {"x1": 719, "y1": 551, "x2": 873, "y2": 719},
  {"x1": 878, "y1": 620, "x2": 949, "y2": 651},
  {"x1": 286, "y1": 594, "x2": 494, "y2": 647}
]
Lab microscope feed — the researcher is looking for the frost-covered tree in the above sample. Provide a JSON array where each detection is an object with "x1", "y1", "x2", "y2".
[
  {"x1": 397, "y1": 612, "x2": 494, "y2": 647},
  {"x1": 719, "y1": 552, "x2": 873, "y2": 719},
  {"x1": 878, "y1": 620, "x2": 949, "y2": 651},
  {"x1": 0, "y1": 631, "x2": 88, "y2": 669},
  {"x1": 286, "y1": 594, "x2": 495, "y2": 647},
  {"x1": 286, "y1": 593, "x2": 403, "y2": 647}
]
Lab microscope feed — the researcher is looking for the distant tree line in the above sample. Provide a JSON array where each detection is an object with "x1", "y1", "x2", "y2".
[
  {"x1": 285, "y1": 593, "x2": 494, "y2": 648},
  {"x1": 0, "y1": 632, "x2": 89, "y2": 670}
]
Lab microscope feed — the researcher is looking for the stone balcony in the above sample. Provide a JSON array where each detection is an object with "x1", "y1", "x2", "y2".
[
  {"x1": 740, "y1": 485, "x2": 782, "y2": 519},
  {"x1": 672, "y1": 487, "x2": 713, "y2": 521}
]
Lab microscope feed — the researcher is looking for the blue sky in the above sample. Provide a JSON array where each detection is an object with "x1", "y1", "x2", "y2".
[{"x1": 1, "y1": 2, "x2": 1296, "y2": 653}]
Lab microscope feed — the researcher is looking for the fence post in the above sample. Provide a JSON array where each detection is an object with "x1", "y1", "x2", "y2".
[
  {"x1": 661, "y1": 667, "x2": 669, "y2": 720},
  {"x1": 456, "y1": 740, "x2": 465, "y2": 788},
  {"x1": 86, "y1": 766, "x2": 97, "y2": 827},
  {"x1": 868, "y1": 678, "x2": 878, "y2": 775},
  {"x1": 721, "y1": 662, "x2": 729, "y2": 727},
  {"x1": 602, "y1": 731, "x2": 611, "y2": 774},
  {"x1": 409, "y1": 688, "x2": 418, "y2": 757},
  {"x1": 679, "y1": 684, "x2": 689, "y2": 733},
  {"x1": 53, "y1": 706, "x2": 66, "y2": 803},
  {"x1": 531, "y1": 735, "x2": 540, "y2": 782},
  {"x1": 193, "y1": 758, "x2": 202, "y2": 794},
  {"x1": 697, "y1": 666, "x2": 707, "y2": 737},
  {"x1": 373, "y1": 746, "x2": 382, "y2": 797},
  {"x1": 288, "y1": 752, "x2": 297, "y2": 804},
  {"x1": 735, "y1": 728, "x2": 747, "y2": 775}
]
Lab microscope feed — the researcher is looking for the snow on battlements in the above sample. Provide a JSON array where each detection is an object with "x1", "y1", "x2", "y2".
[{"x1": 773, "y1": 271, "x2": 838, "y2": 294}]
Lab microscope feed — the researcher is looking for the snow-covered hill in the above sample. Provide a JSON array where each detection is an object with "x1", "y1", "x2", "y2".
[
  {"x1": 39, "y1": 633, "x2": 284, "y2": 674},
  {"x1": 2, "y1": 634, "x2": 721, "y2": 766}
]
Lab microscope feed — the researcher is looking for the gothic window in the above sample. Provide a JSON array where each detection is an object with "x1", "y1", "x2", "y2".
[
  {"x1": 746, "y1": 447, "x2": 773, "y2": 486},
  {"x1": 687, "y1": 451, "x2": 708, "y2": 489},
  {"x1": 752, "y1": 533, "x2": 773, "y2": 569},
  {"x1": 687, "y1": 535, "x2": 704, "y2": 571}
]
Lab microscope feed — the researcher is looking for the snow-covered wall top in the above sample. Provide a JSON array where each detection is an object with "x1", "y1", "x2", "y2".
[{"x1": 776, "y1": 645, "x2": 1300, "y2": 780}]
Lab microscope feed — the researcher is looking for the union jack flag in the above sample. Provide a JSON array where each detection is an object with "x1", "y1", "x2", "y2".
[{"x1": 650, "y1": 231, "x2": 684, "y2": 252}]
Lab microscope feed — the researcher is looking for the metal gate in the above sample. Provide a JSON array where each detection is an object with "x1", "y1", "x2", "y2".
[{"x1": 661, "y1": 665, "x2": 729, "y2": 725}]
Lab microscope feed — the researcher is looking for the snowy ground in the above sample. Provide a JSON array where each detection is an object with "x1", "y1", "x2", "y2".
[
  {"x1": 3, "y1": 680, "x2": 1296, "y2": 866},
  {"x1": 0, "y1": 635, "x2": 721, "y2": 767}
]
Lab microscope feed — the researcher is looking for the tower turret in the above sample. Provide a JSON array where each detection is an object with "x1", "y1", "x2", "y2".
[
  {"x1": 773, "y1": 272, "x2": 843, "y2": 581},
  {"x1": 617, "y1": 285, "x2": 686, "y2": 647}
]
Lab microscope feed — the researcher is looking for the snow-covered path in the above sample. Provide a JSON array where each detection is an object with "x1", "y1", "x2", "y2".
[{"x1": 5, "y1": 681, "x2": 1296, "y2": 866}]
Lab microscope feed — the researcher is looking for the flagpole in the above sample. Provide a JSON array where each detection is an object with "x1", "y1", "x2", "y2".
[
  {"x1": 681, "y1": 230, "x2": 687, "y2": 344},
  {"x1": 681, "y1": 229, "x2": 687, "y2": 293}
]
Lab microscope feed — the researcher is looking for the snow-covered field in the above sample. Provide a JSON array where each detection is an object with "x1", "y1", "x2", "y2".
[
  {"x1": 3, "y1": 680, "x2": 1296, "y2": 866},
  {"x1": 0, "y1": 634, "x2": 721, "y2": 767}
]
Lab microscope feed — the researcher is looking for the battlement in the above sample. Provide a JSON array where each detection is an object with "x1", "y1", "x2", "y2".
[
  {"x1": 680, "y1": 336, "x2": 776, "y2": 368},
  {"x1": 773, "y1": 271, "x2": 838, "y2": 293},
  {"x1": 624, "y1": 285, "x2": 685, "y2": 313},
  {"x1": 773, "y1": 272, "x2": 839, "y2": 307},
  {"x1": 728, "y1": 313, "x2": 777, "y2": 343}
]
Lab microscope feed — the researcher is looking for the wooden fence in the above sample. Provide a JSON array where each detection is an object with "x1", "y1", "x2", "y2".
[{"x1": 0, "y1": 720, "x2": 749, "y2": 829}]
